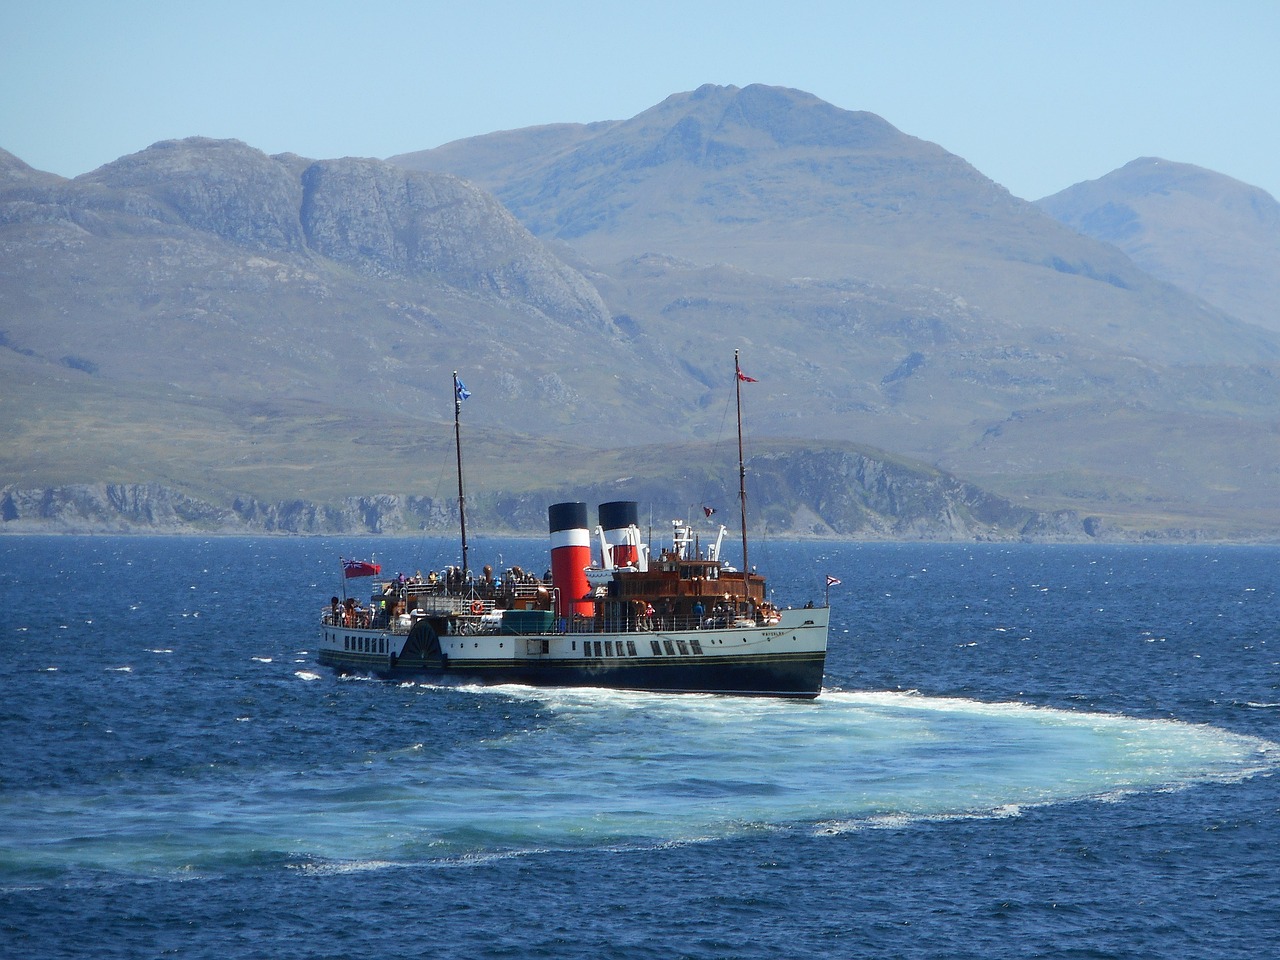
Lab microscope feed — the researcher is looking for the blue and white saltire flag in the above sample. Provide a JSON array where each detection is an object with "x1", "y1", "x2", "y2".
[{"x1": 456, "y1": 380, "x2": 471, "y2": 401}]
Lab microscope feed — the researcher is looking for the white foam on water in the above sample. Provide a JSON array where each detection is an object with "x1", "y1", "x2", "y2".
[
  {"x1": 6, "y1": 685, "x2": 1275, "y2": 879},
  {"x1": 289, "y1": 858, "x2": 400, "y2": 876}
]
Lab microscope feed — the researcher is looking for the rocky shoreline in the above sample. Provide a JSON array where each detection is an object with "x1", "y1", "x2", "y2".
[{"x1": 0, "y1": 477, "x2": 1125, "y2": 542}]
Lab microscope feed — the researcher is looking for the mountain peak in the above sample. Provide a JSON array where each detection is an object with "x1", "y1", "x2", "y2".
[
  {"x1": 77, "y1": 136, "x2": 309, "y2": 252},
  {"x1": 635, "y1": 83, "x2": 898, "y2": 155},
  {"x1": 1038, "y1": 157, "x2": 1280, "y2": 331},
  {"x1": 0, "y1": 147, "x2": 66, "y2": 190},
  {"x1": 1046, "y1": 156, "x2": 1278, "y2": 210}
]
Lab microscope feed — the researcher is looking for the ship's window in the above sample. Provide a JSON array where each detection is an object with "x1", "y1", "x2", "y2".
[
  {"x1": 582, "y1": 643, "x2": 591, "y2": 658},
  {"x1": 676, "y1": 639, "x2": 689, "y2": 656},
  {"x1": 604, "y1": 641, "x2": 614, "y2": 657},
  {"x1": 663, "y1": 640, "x2": 675, "y2": 656},
  {"x1": 627, "y1": 641, "x2": 637, "y2": 656},
  {"x1": 594, "y1": 641, "x2": 603, "y2": 657},
  {"x1": 690, "y1": 639, "x2": 703, "y2": 655},
  {"x1": 572, "y1": 641, "x2": 577, "y2": 651},
  {"x1": 650, "y1": 640, "x2": 662, "y2": 655}
]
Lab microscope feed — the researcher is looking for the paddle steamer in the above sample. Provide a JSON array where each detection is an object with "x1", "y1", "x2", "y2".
[{"x1": 317, "y1": 353, "x2": 830, "y2": 698}]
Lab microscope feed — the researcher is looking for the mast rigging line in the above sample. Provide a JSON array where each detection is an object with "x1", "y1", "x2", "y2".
[{"x1": 453, "y1": 370, "x2": 469, "y2": 579}]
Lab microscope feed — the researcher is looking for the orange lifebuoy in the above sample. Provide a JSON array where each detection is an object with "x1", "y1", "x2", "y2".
[{"x1": 470, "y1": 600, "x2": 485, "y2": 615}]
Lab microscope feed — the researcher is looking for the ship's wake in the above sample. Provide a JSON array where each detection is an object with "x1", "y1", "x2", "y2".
[{"x1": 3, "y1": 686, "x2": 1274, "y2": 884}]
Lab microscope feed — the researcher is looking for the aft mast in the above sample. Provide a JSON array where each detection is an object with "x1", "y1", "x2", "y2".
[
  {"x1": 453, "y1": 371, "x2": 469, "y2": 579},
  {"x1": 735, "y1": 349, "x2": 749, "y2": 576}
]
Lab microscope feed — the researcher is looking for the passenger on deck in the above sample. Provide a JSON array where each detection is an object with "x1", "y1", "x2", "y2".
[{"x1": 660, "y1": 599, "x2": 674, "y2": 630}]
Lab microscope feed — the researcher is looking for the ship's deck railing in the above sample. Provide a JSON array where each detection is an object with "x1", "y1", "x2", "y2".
[
  {"x1": 323, "y1": 610, "x2": 410, "y2": 632},
  {"x1": 322, "y1": 608, "x2": 779, "y2": 635},
  {"x1": 567, "y1": 613, "x2": 770, "y2": 634},
  {"x1": 394, "y1": 577, "x2": 550, "y2": 600}
]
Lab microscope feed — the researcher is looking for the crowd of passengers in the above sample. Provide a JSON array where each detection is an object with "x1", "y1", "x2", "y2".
[
  {"x1": 387, "y1": 564, "x2": 550, "y2": 595},
  {"x1": 323, "y1": 565, "x2": 553, "y2": 628},
  {"x1": 324, "y1": 592, "x2": 783, "y2": 632}
]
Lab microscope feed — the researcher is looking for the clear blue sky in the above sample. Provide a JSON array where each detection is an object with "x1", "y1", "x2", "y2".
[{"x1": 3, "y1": 0, "x2": 1278, "y2": 201}]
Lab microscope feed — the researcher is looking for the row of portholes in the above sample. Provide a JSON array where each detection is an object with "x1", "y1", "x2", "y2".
[
  {"x1": 343, "y1": 635, "x2": 387, "y2": 654},
  {"x1": 580, "y1": 639, "x2": 639, "y2": 658},
  {"x1": 577, "y1": 637, "x2": 706, "y2": 658},
  {"x1": 650, "y1": 637, "x2": 704, "y2": 656}
]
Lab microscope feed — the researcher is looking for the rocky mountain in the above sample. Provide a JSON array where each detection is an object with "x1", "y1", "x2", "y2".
[
  {"x1": 5, "y1": 87, "x2": 1280, "y2": 539},
  {"x1": 1036, "y1": 157, "x2": 1280, "y2": 333},
  {"x1": 1, "y1": 136, "x2": 667, "y2": 453},
  {"x1": 392, "y1": 84, "x2": 1270, "y2": 367},
  {"x1": 392, "y1": 85, "x2": 1280, "y2": 536}
]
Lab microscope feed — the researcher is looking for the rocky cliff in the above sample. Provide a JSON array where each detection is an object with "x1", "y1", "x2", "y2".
[{"x1": 1, "y1": 448, "x2": 1110, "y2": 541}]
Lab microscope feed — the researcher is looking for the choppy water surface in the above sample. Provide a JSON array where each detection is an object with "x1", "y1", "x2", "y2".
[{"x1": 1, "y1": 537, "x2": 1277, "y2": 959}]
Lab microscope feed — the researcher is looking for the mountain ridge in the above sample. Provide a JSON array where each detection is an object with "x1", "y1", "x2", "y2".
[{"x1": 5, "y1": 86, "x2": 1280, "y2": 538}]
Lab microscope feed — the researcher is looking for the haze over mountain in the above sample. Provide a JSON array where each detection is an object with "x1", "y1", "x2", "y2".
[
  {"x1": 1037, "y1": 157, "x2": 1280, "y2": 333},
  {"x1": 393, "y1": 84, "x2": 1269, "y2": 367},
  {"x1": 4, "y1": 85, "x2": 1280, "y2": 538},
  {"x1": 392, "y1": 84, "x2": 1280, "y2": 536}
]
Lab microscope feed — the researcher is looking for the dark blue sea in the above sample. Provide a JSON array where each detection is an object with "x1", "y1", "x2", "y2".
[{"x1": 2, "y1": 536, "x2": 1277, "y2": 959}]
